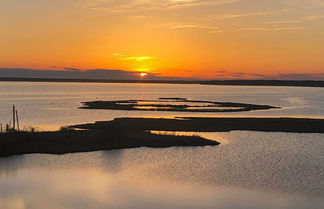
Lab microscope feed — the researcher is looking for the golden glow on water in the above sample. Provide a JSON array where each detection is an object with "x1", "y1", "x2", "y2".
[
  {"x1": 150, "y1": 130, "x2": 230, "y2": 144},
  {"x1": 134, "y1": 106, "x2": 170, "y2": 109},
  {"x1": 3, "y1": 167, "x2": 318, "y2": 209}
]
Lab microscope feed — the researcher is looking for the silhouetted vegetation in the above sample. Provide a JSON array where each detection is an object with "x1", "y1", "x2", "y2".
[
  {"x1": 0, "y1": 120, "x2": 219, "y2": 157},
  {"x1": 2, "y1": 116, "x2": 324, "y2": 158}
]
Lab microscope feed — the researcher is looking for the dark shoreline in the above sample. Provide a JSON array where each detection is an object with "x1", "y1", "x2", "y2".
[
  {"x1": 0, "y1": 119, "x2": 219, "y2": 157},
  {"x1": 74, "y1": 117, "x2": 324, "y2": 133},
  {"x1": 1, "y1": 77, "x2": 324, "y2": 88},
  {"x1": 1, "y1": 117, "x2": 324, "y2": 158}
]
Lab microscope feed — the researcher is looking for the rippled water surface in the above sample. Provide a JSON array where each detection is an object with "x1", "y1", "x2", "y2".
[
  {"x1": 1, "y1": 131, "x2": 323, "y2": 209},
  {"x1": 0, "y1": 82, "x2": 323, "y2": 209}
]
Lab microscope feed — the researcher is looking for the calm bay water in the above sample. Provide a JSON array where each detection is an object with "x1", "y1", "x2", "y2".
[
  {"x1": 1, "y1": 82, "x2": 324, "y2": 130},
  {"x1": 0, "y1": 82, "x2": 323, "y2": 209}
]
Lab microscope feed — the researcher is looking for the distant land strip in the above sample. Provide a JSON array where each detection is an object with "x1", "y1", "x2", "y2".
[{"x1": 1, "y1": 77, "x2": 324, "y2": 87}]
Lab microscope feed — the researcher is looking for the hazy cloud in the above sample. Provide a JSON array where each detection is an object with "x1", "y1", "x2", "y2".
[
  {"x1": 76, "y1": 0, "x2": 321, "y2": 35},
  {"x1": 79, "y1": 0, "x2": 242, "y2": 12},
  {"x1": 217, "y1": 11, "x2": 273, "y2": 20},
  {"x1": 237, "y1": 27, "x2": 304, "y2": 31},
  {"x1": 0, "y1": 68, "x2": 140, "y2": 80},
  {"x1": 113, "y1": 54, "x2": 156, "y2": 62},
  {"x1": 149, "y1": 22, "x2": 222, "y2": 33},
  {"x1": 263, "y1": 20, "x2": 300, "y2": 24},
  {"x1": 0, "y1": 68, "x2": 195, "y2": 80},
  {"x1": 171, "y1": 24, "x2": 220, "y2": 29},
  {"x1": 1, "y1": 68, "x2": 324, "y2": 81},
  {"x1": 284, "y1": 0, "x2": 324, "y2": 8},
  {"x1": 169, "y1": 24, "x2": 222, "y2": 33},
  {"x1": 212, "y1": 8, "x2": 296, "y2": 20},
  {"x1": 306, "y1": 15, "x2": 324, "y2": 20},
  {"x1": 208, "y1": 70, "x2": 324, "y2": 80},
  {"x1": 263, "y1": 73, "x2": 324, "y2": 80},
  {"x1": 119, "y1": 56, "x2": 156, "y2": 61},
  {"x1": 215, "y1": 70, "x2": 227, "y2": 73}
]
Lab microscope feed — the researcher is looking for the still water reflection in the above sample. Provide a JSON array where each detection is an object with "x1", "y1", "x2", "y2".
[{"x1": 0, "y1": 131, "x2": 323, "y2": 209}]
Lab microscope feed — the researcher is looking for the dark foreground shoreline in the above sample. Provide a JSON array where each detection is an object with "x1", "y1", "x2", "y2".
[
  {"x1": 0, "y1": 119, "x2": 219, "y2": 157},
  {"x1": 1, "y1": 77, "x2": 324, "y2": 88},
  {"x1": 1, "y1": 117, "x2": 324, "y2": 157}
]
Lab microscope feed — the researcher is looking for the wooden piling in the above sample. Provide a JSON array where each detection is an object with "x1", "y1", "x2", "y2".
[
  {"x1": 16, "y1": 110, "x2": 20, "y2": 131},
  {"x1": 13, "y1": 105, "x2": 16, "y2": 131},
  {"x1": 12, "y1": 105, "x2": 16, "y2": 131}
]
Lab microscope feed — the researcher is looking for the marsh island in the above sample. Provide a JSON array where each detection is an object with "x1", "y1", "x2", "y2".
[
  {"x1": 81, "y1": 97, "x2": 279, "y2": 112},
  {"x1": 2, "y1": 116, "x2": 324, "y2": 157}
]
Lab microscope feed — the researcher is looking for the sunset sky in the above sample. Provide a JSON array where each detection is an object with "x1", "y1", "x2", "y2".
[{"x1": 1, "y1": 0, "x2": 324, "y2": 79}]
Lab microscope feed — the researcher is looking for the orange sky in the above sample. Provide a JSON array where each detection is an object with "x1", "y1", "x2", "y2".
[{"x1": 1, "y1": 0, "x2": 324, "y2": 79}]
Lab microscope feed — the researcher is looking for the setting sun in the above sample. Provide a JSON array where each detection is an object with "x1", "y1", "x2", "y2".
[{"x1": 140, "y1": 73, "x2": 148, "y2": 77}]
